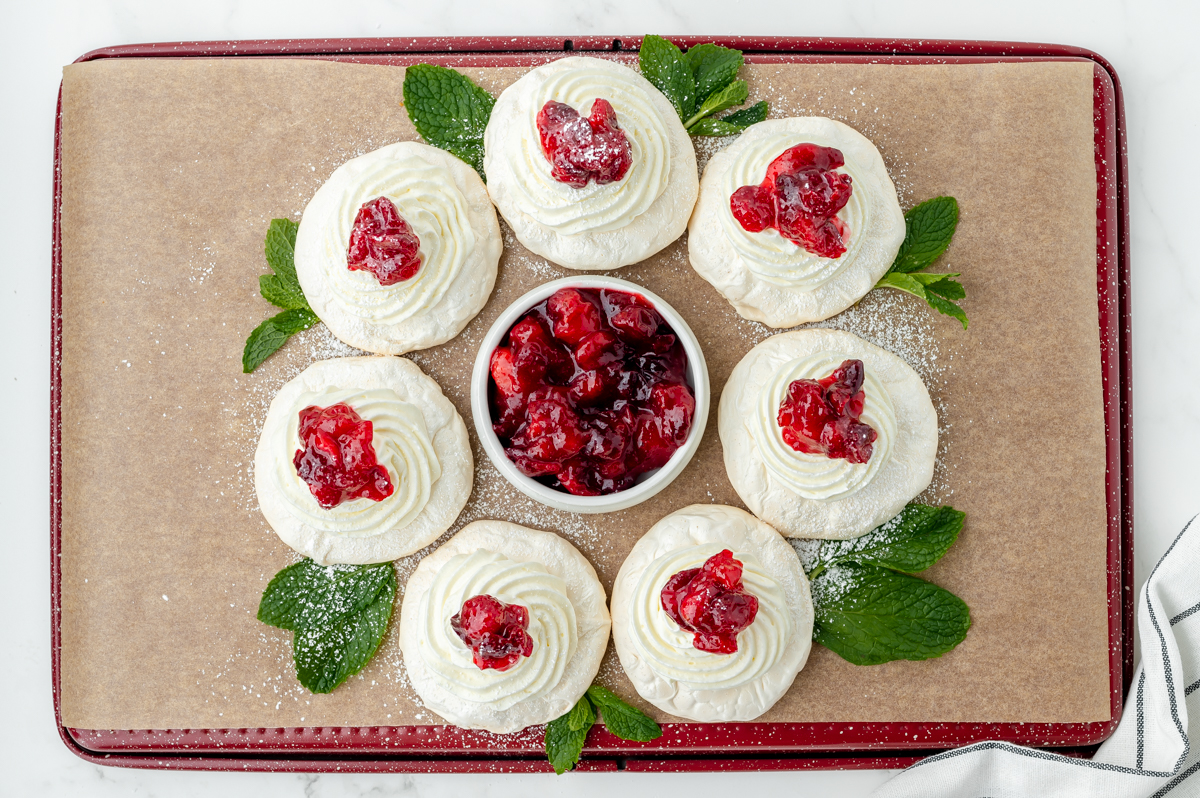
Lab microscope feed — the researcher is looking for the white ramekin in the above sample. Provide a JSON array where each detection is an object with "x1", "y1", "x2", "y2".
[{"x1": 470, "y1": 275, "x2": 710, "y2": 514}]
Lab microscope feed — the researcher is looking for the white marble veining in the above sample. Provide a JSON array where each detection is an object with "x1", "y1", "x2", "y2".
[{"x1": 4, "y1": 0, "x2": 1199, "y2": 795}]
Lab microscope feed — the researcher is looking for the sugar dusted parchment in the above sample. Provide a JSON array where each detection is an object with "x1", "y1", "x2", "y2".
[{"x1": 58, "y1": 56, "x2": 1107, "y2": 730}]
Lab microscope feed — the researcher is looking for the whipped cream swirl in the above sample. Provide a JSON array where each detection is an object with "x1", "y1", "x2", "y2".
[
  {"x1": 720, "y1": 132, "x2": 872, "y2": 290},
  {"x1": 273, "y1": 386, "x2": 441, "y2": 536},
  {"x1": 629, "y1": 544, "x2": 792, "y2": 690},
  {"x1": 496, "y1": 63, "x2": 672, "y2": 236},
  {"x1": 316, "y1": 149, "x2": 476, "y2": 328},
  {"x1": 416, "y1": 549, "x2": 578, "y2": 710},
  {"x1": 750, "y1": 351, "x2": 896, "y2": 501}
]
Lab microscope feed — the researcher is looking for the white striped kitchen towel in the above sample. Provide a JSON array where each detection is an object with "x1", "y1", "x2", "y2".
[{"x1": 875, "y1": 516, "x2": 1200, "y2": 798}]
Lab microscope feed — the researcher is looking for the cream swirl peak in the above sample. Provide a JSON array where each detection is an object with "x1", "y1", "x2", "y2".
[
  {"x1": 416, "y1": 549, "x2": 578, "y2": 711},
  {"x1": 496, "y1": 63, "x2": 671, "y2": 236},
  {"x1": 751, "y1": 352, "x2": 897, "y2": 502},
  {"x1": 272, "y1": 386, "x2": 441, "y2": 536},
  {"x1": 254, "y1": 356, "x2": 474, "y2": 564},
  {"x1": 294, "y1": 142, "x2": 502, "y2": 355},
  {"x1": 311, "y1": 148, "x2": 475, "y2": 327},
  {"x1": 688, "y1": 118, "x2": 904, "y2": 327},
  {"x1": 630, "y1": 544, "x2": 792, "y2": 691}
]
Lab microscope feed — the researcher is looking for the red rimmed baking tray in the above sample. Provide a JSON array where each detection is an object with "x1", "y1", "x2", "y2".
[{"x1": 50, "y1": 35, "x2": 1131, "y2": 773}]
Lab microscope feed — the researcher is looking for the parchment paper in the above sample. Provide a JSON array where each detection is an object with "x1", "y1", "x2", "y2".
[{"x1": 58, "y1": 56, "x2": 1107, "y2": 731}]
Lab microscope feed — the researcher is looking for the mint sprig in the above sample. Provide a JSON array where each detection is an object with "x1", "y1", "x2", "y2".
[
  {"x1": 543, "y1": 684, "x2": 662, "y2": 774},
  {"x1": 242, "y1": 218, "x2": 319, "y2": 373},
  {"x1": 874, "y1": 197, "x2": 968, "y2": 328},
  {"x1": 258, "y1": 559, "x2": 397, "y2": 694},
  {"x1": 806, "y1": 503, "x2": 971, "y2": 665},
  {"x1": 639, "y1": 36, "x2": 766, "y2": 136},
  {"x1": 402, "y1": 64, "x2": 495, "y2": 180}
]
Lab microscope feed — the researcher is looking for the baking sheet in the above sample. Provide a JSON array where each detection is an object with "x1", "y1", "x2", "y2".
[{"x1": 57, "y1": 56, "x2": 1107, "y2": 731}]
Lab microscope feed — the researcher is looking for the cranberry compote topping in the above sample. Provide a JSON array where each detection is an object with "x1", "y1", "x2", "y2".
[
  {"x1": 293, "y1": 403, "x2": 394, "y2": 509},
  {"x1": 347, "y1": 196, "x2": 422, "y2": 285},
  {"x1": 450, "y1": 594, "x2": 534, "y2": 671},
  {"x1": 537, "y1": 99, "x2": 633, "y2": 188},
  {"x1": 489, "y1": 287, "x2": 695, "y2": 496},
  {"x1": 661, "y1": 550, "x2": 759, "y2": 655},
  {"x1": 729, "y1": 143, "x2": 854, "y2": 258},
  {"x1": 777, "y1": 359, "x2": 877, "y2": 464}
]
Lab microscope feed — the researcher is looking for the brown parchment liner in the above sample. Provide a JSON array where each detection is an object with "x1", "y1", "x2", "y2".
[{"x1": 58, "y1": 57, "x2": 1107, "y2": 731}]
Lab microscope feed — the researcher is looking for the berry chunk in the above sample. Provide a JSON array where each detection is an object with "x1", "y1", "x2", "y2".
[
  {"x1": 347, "y1": 196, "x2": 423, "y2": 284},
  {"x1": 660, "y1": 550, "x2": 760, "y2": 654},
  {"x1": 537, "y1": 99, "x2": 633, "y2": 188},
  {"x1": 293, "y1": 403, "x2": 394, "y2": 508},
  {"x1": 776, "y1": 358, "x2": 877, "y2": 464},
  {"x1": 729, "y1": 143, "x2": 853, "y2": 258},
  {"x1": 450, "y1": 594, "x2": 534, "y2": 671}
]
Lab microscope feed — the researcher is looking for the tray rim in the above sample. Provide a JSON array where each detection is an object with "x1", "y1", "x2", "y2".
[{"x1": 50, "y1": 34, "x2": 1132, "y2": 774}]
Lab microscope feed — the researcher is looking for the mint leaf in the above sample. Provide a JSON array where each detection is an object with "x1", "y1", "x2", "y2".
[
  {"x1": 720, "y1": 100, "x2": 768, "y2": 128},
  {"x1": 639, "y1": 35, "x2": 695, "y2": 120},
  {"x1": 812, "y1": 562, "x2": 971, "y2": 666},
  {"x1": 258, "y1": 560, "x2": 395, "y2": 631},
  {"x1": 811, "y1": 504, "x2": 965, "y2": 578},
  {"x1": 293, "y1": 581, "x2": 395, "y2": 694},
  {"x1": 545, "y1": 702, "x2": 591, "y2": 774},
  {"x1": 923, "y1": 277, "x2": 966, "y2": 301},
  {"x1": 264, "y1": 218, "x2": 300, "y2": 285},
  {"x1": 688, "y1": 117, "x2": 744, "y2": 137},
  {"x1": 891, "y1": 196, "x2": 959, "y2": 274},
  {"x1": 259, "y1": 274, "x2": 307, "y2": 310},
  {"x1": 566, "y1": 693, "x2": 597, "y2": 732},
  {"x1": 242, "y1": 307, "x2": 318, "y2": 373},
  {"x1": 689, "y1": 100, "x2": 770, "y2": 137},
  {"x1": 402, "y1": 64, "x2": 494, "y2": 179},
  {"x1": 586, "y1": 685, "x2": 662, "y2": 742},
  {"x1": 875, "y1": 271, "x2": 928, "y2": 298},
  {"x1": 683, "y1": 43, "x2": 743, "y2": 104},
  {"x1": 688, "y1": 79, "x2": 749, "y2": 128},
  {"x1": 925, "y1": 293, "x2": 969, "y2": 329}
]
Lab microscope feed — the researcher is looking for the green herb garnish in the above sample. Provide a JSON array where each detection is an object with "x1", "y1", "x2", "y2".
[
  {"x1": 874, "y1": 197, "x2": 968, "y2": 328},
  {"x1": 242, "y1": 218, "x2": 319, "y2": 373},
  {"x1": 258, "y1": 558, "x2": 397, "y2": 694},
  {"x1": 544, "y1": 684, "x2": 662, "y2": 774},
  {"x1": 402, "y1": 63, "x2": 495, "y2": 180},
  {"x1": 807, "y1": 503, "x2": 971, "y2": 666},
  {"x1": 639, "y1": 36, "x2": 766, "y2": 136}
]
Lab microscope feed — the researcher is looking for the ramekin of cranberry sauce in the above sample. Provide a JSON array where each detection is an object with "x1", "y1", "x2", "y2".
[{"x1": 471, "y1": 277, "x2": 710, "y2": 514}]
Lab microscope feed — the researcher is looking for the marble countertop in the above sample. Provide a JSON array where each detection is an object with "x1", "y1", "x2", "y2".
[{"x1": 4, "y1": 1, "x2": 1198, "y2": 795}]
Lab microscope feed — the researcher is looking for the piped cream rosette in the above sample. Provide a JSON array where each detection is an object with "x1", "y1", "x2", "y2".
[
  {"x1": 719, "y1": 329, "x2": 937, "y2": 539},
  {"x1": 688, "y1": 117, "x2": 905, "y2": 327},
  {"x1": 253, "y1": 356, "x2": 472, "y2": 564},
  {"x1": 611, "y1": 505, "x2": 813, "y2": 722},
  {"x1": 484, "y1": 56, "x2": 699, "y2": 270},
  {"x1": 398, "y1": 521, "x2": 611, "y2": 733},
  {"x1": 294, "y1": 141, "x2": 502, "y2": 354}
]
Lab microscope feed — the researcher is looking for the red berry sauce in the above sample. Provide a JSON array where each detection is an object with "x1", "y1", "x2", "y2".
[
  {"x1": 347, "y1": 196, "x2": 422, "y2": 285},
  {"x1": 489, "y1": 287, "x2": 695, "y2": 496},
  {"x1": 661, "y1": 549, "x2": 759, "y2": 655},
  {"x1": 293, "y1": 403, "x2": 394, "y2": 509},
  {"x1": 537, "y1": 99, "x2": 633, "y2": 188},
  {"x1": 776, "y1": 359, "x2": 877, "y2": 464},
  {"x1": 450, "y1": 594, "x2": 534, "y2": 671},
  {"x1": 729, "y1": 143, "x2": 853, "y2": 258}
]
